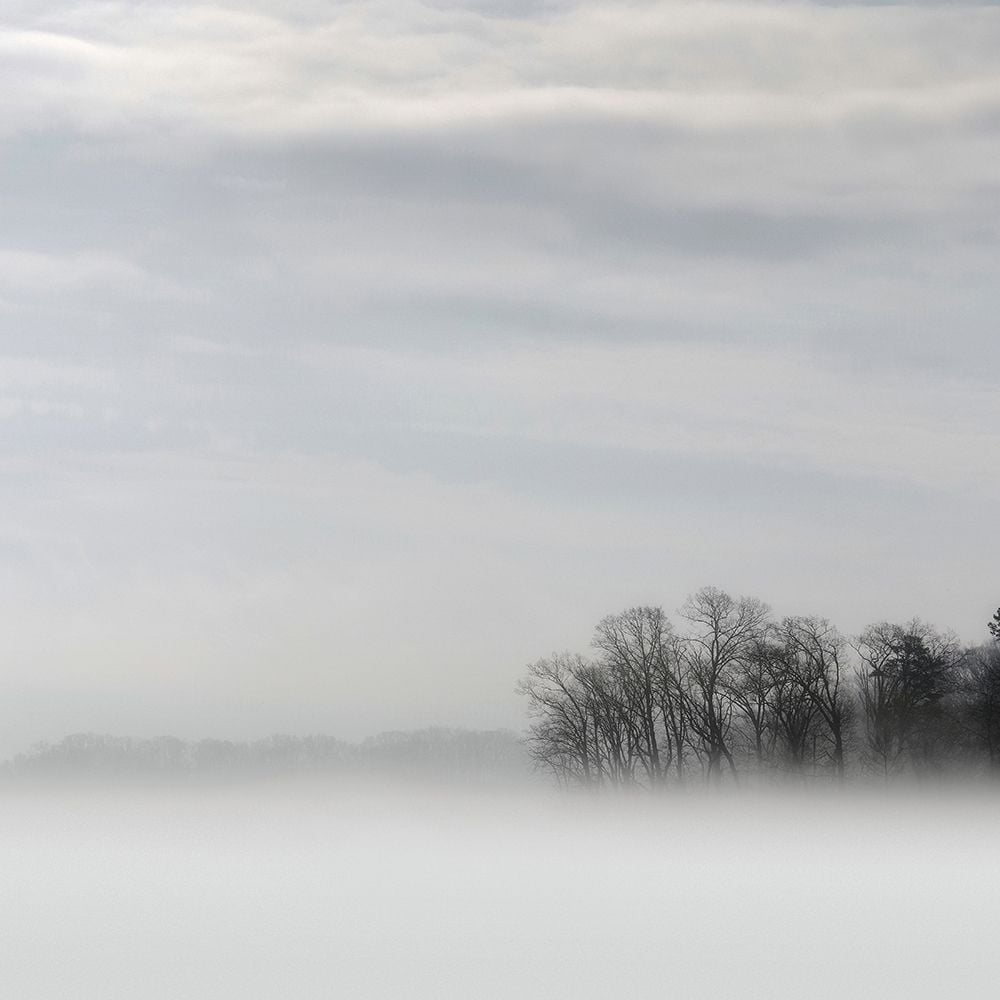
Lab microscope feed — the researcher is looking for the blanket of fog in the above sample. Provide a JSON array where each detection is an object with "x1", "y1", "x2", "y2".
[
  {"x1": 2, "y1": 0, "x2": 999, "y2": 752},
  {"x1": 3, "y1": 785, "x2": 999, "y2": 999}
]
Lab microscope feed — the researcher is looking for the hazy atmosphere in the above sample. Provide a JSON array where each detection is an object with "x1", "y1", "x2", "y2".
[
  {"x1": 5, "y1": 4, "x2": 1000, "y2": 998},
  {"x1": 3, "y1": 0, "x2": 999, "y2": 755}
]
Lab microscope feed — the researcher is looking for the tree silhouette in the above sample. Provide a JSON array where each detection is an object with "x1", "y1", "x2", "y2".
[
  {"x1": 855, "y1": 621, "x2": 961, "y2": 777},
  {"x1": 592, "y1": 606, "x2": 678, "y2": 785},
  {"x1": 518, "y1": 594, "x2": 1000, "y2": 788},
  {"x1": 957, "y1": 644, "x2": 1000, "y2": 771},
  {"x1": 680, "y1": 587, "x2": 771, "y2": 782}
]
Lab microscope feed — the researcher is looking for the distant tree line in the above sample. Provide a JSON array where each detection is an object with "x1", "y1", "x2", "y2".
[
  {"x1": 2, "y1": 728, "x2": 528, "y2": 785},
  {"x1": 519, "y1": 588, "x2": 1000, "y2": 788}
]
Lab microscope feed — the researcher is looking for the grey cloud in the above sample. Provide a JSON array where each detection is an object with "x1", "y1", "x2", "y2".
[
  {"x1": 2, "y1": 0, "x2": 999, "y2": 749},
  {"x1": 7, "y1": 121, "x2": 991, "y2": 376},
  {"x1": 233, "y1": 133, "x2": 914, "y2": 261}
]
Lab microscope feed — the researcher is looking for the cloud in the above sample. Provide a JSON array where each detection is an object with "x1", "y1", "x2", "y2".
[
  {"x1": 299, "y1": 340, "x2": 1000, "y2": 494},
  {"x1": 0, "y1": 355, "x2": 111, "y2": 389},
  {"x1": 2, "y1": 1, "x2": 999, "y2": 140},
  {"x1": 2, "y1": 1, "x2": 997, "y2": 366},
  {"x1": 0, "y1": 249, "x2": 178, "y2": 298},
  {"x1": 1, "y1": 0, "x2": 998, "y2": 747}
]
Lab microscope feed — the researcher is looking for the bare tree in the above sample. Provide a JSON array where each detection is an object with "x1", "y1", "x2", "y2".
[
  {"x1": 680, "y1": 587, "x2": 771, "y2": 782},
  {"x1": 574, "y1": 660, "x2": 643, "y2": 787},
  {"x1": 781, "y1": 616, "x2": 853, "y2": 780},
  {"x1": 768, "y1": 640, "x2": 821, "y2": 775},
  {"x1": 518, "y1": 653, "x2": 600, "y2": 787},
  {"x1": 724, "y1": 637, "x2": 781, "y2": 772},
  {"x1": 518, "y1": 599, "x2": 984, "y2": 791},
  {"x1": 592, "y1": 607, "x2": 680, "y2": 786}
]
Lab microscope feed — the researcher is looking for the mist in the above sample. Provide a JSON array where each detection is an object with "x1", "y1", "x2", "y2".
[
  {"x1": 4, "y1": 0, "x2": 999, "y2": 993},
  {"x1": 5, "y1": 781, "x2": 1000, "y2": 999}
]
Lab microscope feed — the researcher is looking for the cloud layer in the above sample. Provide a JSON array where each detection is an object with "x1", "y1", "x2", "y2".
[{"x1": 1, "y1": 0, "x2": 998, "y2": 752}]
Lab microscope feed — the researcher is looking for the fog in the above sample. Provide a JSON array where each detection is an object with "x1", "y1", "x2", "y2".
[
  {"x1": 4, "y1": 0, "x2": 997, "y2": 989},
  {"x1": 4, "y1": 782, "x2": 998, "y2": 998}
]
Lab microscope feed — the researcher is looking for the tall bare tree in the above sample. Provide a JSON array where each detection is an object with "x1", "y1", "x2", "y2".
[
  {"x1": 518, "y1": 653, "x2": 600, "y2": 787},
  {"x1": 592, "y1": 606, "x2": 680, "y2": 786},
  {"x1": 781, "y1": 616, "x2": 853, "y2": 780},
  {"x1": 724, "y1": 637, "x2": 781, "y2": 772},
  {"x1": 768, "y1": 640, "x2": 821, "y2": 775},
  {"x1": 680, "y1": 587, "x2": 771, "y2": 781}
]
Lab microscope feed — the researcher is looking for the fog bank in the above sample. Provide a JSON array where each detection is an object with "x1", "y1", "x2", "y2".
[{"x1": 3, "y1": 784, "x2": 998, "y2": 998}]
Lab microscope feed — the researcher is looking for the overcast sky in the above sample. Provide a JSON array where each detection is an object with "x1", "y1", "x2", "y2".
[{"x1": 1, "y1": 0, "x2": 998, "y2": 755}]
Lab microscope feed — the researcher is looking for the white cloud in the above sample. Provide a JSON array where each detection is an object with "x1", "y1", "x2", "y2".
[
  {"x1": 0, "y1": 249, "x2": 184, "y2": 300},
  {"x1": 2, "y1": 2, "x2": 999, "y2": 139},
  {"x1": 0, "y1": 355, "x2": 112, "y2": 389}
]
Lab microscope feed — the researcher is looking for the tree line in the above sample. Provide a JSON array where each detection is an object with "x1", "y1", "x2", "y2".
[
  {"x1": 3, "y1": 728, "x2": 527, "y2": 785},
  {"x1": 519, "y1": 588, "x2": 1000, "y2": 788}
]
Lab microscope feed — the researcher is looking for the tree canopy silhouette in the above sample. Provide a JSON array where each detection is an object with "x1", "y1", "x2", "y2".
[{"x1": 520, "y1": 587, "x2": 997, "y2": 789}]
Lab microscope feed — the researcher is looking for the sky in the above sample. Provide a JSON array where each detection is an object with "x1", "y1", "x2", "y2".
[{"x1": 1, "y1": 0, "x2": 999, "y2": 755}]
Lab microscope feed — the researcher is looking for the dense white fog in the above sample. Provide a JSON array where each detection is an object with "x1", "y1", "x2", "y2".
[{"x1": 4, "y1": 783, "x2": 998, "y2": 998}]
